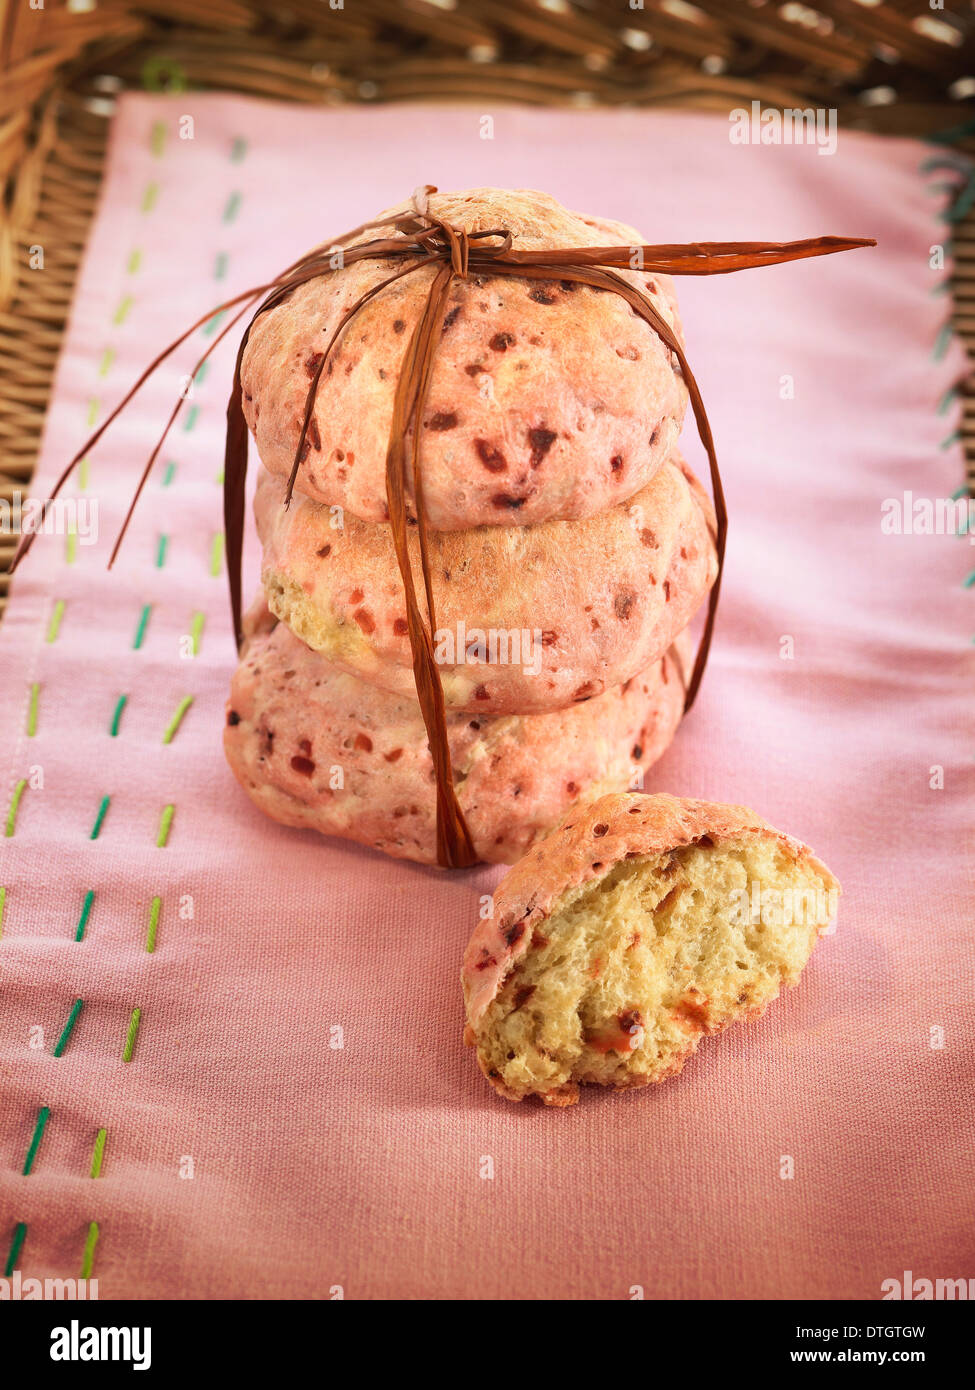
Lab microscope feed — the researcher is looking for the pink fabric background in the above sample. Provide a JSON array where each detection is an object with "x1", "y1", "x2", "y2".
[{"x1": 0, "y1": 94, "x2": 972, "y2": 1300}]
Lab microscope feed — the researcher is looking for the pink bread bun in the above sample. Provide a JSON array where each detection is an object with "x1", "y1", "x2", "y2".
[
  {"x1": 240, "y1": 187, "x2": 686, "y2": 530},
  {"x1": 256, "y1": 450, "x2": 716, "y2": 715},
  {"x1": 224, "y1": 605, "x2": 692, "y2": 867}
]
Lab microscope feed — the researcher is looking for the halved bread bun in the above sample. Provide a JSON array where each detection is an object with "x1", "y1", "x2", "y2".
[{"x1": 462, "y1": 793, "x2": 839, "y2": 1104}]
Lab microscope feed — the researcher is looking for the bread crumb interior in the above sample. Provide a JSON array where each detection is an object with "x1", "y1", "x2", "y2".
[{"x1": 476, "y1": 837, "x2": 834, "y2": 1101}]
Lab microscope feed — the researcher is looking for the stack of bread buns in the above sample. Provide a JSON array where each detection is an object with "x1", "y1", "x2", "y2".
[{"x1": 223, "y1": 189, "x2": 718, "y2": 864}]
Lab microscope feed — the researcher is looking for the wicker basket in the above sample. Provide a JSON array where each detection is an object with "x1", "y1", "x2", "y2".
[{"x1": 2, "y1": 0, "x2": 973, "y2": 615}]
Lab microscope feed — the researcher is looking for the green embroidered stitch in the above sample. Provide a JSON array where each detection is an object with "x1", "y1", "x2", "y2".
[
  {"x1": 75, "y1": 890, "x2": 95, "y2": 943},
  {"x1": 146, "y1": 896, "x2": 161, "y2": 954},
  {"x1": 932, "y1": 323, "x2": 952, "y2": 362},
  {"x1": 947, "y1": 178, "x2": 975, "y2": 223},
  {"x1": 90, "y1": 1128, "x2": 107, "y2": 1179},
  {"x1": 53, "y1": 998, "x2": 84, "y2": 1057},
  {"x1": 141, "y1": 182, "x2": 159, "y2": 213},
  {"x1": 80, "y1": 1221, "x2": 99, "y2": 1279},
  {"x1": 223, "y1": 191, "x2": 242, "y2": 223},
  {"x1": 122, "y1": 1008, "x2": 142, "y2": 1062},
  {"x1": 189, "y1": 611, "x2": 205, "y2": 654},
  {"x1": 162, "y1": 461, "x2": 177, "y2": 487},
  {"x1": 210, "y1": 532, "x2": 224, "y2": 576},
  {"x1": 26, "y1": 683, "x2": 39, "y2": 737},
  {"x1": 937, "y1": 386, "x2": 960, "y2": 416},
  {"x1": 90, "y1": 795, "x2": 110, "y2": 840},
  {"x1": 162, "y1": 696, "x2": 193, "y2": 745},
  {"x1": 156, "y1": 534, "x2": 168, "y2": 568},
  {"x1": 156, "y1": 805, "x2": 175, "y2": 847},
  {"x1": 150, "y1": 120, "x2": 166, "y2": 157},
  {"x1": 133, "y1": 604, "x2": 152, "y2": 649},
  {"x1": 4, "y1": 1223, "x2": 26, "y2": 1277},
  {"x1": 22, "y1": 1106, "x2": 50, "y2": 1176},
  {"x1": 46, "y1": 600, "x2": 65, "y2": 643},
  {"x1": 6, "y1": 779, "x2": 27, "y2": 837},
  {"x1": 110, "y1": 694, "x2": 128, "y2": 737},
  {"x1": 230, "y1": 137, "x2": 247, "y2": 163},
  {"x1": 127, "y1": 247, "x2": 142, "y2": 274},
  {"x1": 113, "y1": 295, "x2": 134, "y2": 326}
]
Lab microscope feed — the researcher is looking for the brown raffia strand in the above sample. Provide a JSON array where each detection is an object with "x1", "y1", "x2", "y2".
[
  {"x1": 10, "y1": 186, "x2": 875, "y2": 869},
  {"x1": 386, "y1": 262, "x2": 477, "y2": 866}
]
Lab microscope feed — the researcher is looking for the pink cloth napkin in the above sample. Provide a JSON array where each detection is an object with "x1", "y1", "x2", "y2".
[{"x1": 0, "y1": 94, "x2": 971, "y2": 1301}]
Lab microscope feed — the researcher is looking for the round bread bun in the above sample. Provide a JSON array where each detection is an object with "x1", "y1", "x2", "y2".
[
  {"x1": 224, "y1": 602, "x2": 691, "y2": 867},
  {"x1": 256, "y1": 451, "x2": 717, "y2": 715},
  {"x1": 240, "y1": 187, "x2": 687, "y2": 530},
  {"x1": 462, "y1": 792, "x2": 839, "y2": 1104}
]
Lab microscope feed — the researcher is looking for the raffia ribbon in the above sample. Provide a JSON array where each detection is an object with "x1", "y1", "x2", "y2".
[{"x1": 11, "y1": 185, "x2": 874, "y2": 868}]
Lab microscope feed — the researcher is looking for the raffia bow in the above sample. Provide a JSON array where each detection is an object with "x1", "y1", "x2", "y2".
[{"x1": 11, "y1": 185, "x2": 874, "y2": 868}]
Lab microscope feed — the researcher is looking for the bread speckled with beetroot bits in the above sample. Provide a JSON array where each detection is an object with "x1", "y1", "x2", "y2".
[
  {"x1": 462, "y1": 793, "x2": 839, "y2": 1104},
  {"x1": 255, "y1": 450, "x2": 716, "y2": 715},
  {"x1": 240, "y1": 187, "x2": 687, "y2": 531},
  {"x1": 224, "y1": 603, "x2": 692, "y2": 867}
]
